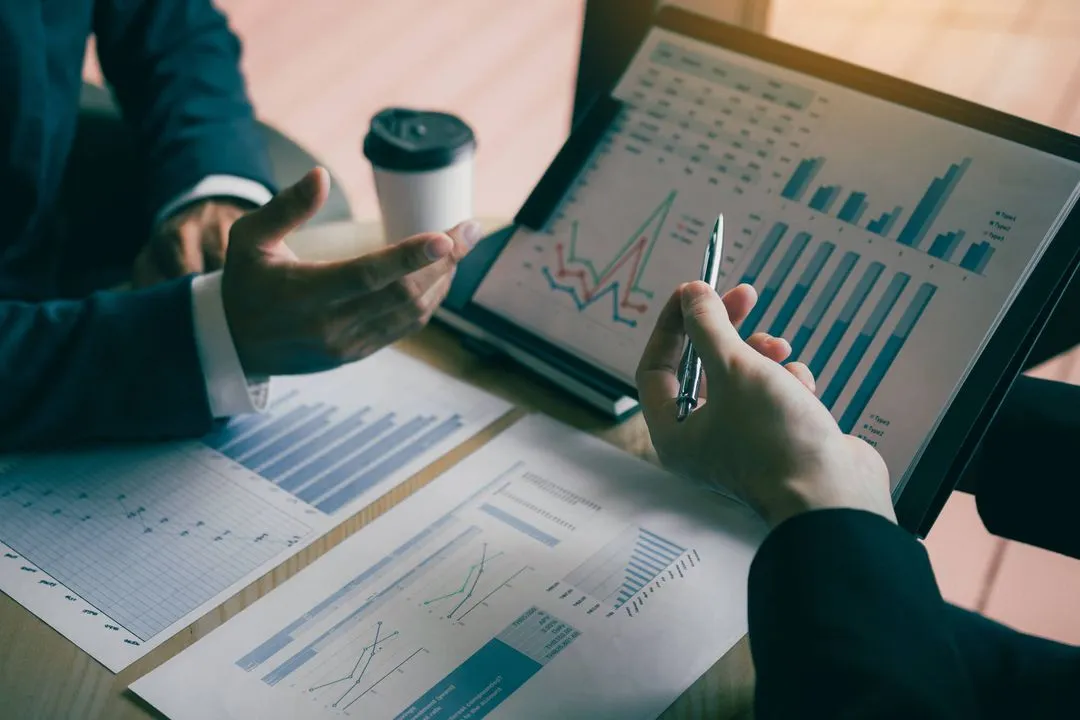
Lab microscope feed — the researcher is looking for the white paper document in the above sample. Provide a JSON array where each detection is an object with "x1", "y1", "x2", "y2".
[
  {"x1": 0, "y1": 348, "x2": 509, "y2": 671},
  {"x1": 132, "y1": 414, "x2": 765, "y2": 720}
]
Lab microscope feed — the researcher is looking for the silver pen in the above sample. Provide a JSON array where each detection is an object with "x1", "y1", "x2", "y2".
[{"x1": 676, "y1": 214, "x2": 724, "y2": 422}]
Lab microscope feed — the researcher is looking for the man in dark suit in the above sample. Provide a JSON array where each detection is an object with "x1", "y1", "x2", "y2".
[
  {"x1": 637, "y1": 280, "x2": 1080, "y2": 718},
  {"x1": 1, "y1": 1, "x2": 477, "y2": 450}
]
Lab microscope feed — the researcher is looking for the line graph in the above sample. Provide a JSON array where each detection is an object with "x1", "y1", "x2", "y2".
[
  {"x1": 541, "y1": 191, "x2": 676, "y2": 326},
  {"x1": 421, "y1": 543, "x2": 502, "y2": 617},
  {"x1": 307, "y1": 621, "x2": 400, "y2": 707},
  {"x1": 0, "y1": 445, "x2": 312, "y2": 642}
]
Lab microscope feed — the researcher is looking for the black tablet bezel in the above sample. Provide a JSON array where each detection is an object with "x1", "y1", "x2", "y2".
[{"x1": 452, "y1": 5, "x2": 1080, "y2": 534}]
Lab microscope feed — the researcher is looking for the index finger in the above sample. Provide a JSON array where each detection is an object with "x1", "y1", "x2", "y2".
[
  {"x1": 635, "y1": 287, "x2": 687, "y2": 432},
  {"x1": 308, "y1": 220, "x2": 478, "y2": 297}
]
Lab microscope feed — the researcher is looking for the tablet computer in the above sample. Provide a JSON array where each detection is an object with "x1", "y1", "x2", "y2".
[{"x1": 437, "y1": 6, "x2": 1080, "y2": 534}]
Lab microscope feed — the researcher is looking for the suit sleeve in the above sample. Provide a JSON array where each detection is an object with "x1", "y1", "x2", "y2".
[
  {"x1": 0, "y1": 278, "x2": 214, "y2": 450},
  {"x1": 748, "y1": 508, "x2": 1080, "y2": 719},
  {"x1": 91, "y1": 0, "x2": 276, "y2": 220},
  {"x1": 965, "y1": 374, "x2": 1080, "y2": 560},
  {"x1": 748, "y1": 509, "x2": 978, "y2": 719}
]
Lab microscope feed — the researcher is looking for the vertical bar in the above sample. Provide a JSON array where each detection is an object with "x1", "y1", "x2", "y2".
[
  {"x1": 839, "y1": 283, "x2": 936, "y2": 433},
  {"x1": 316, "y1": 416, "x2": 465, "y2": 515},
  {"x1": 276, "y1": 414, "x2": 396, "y2": 493},
  {"x1": 808, "y1": 261, "x2": 884, "y2": 377},
  {"x1": 821, "y1": 272, "x2": 910, "y2": 409},
  {"x1": 790, "y1": 251, "x2": 859, "y2": 360},
  {"x1": 837, "y1": 192, "x2": 867, "y2": 223},
  {"x1": 740, "y1": 231, "x2": 811, "y2": 337},
  {"x1": 782, "y1": 157, "x2": 823, "y2": 201},
  {"x1": 740, "y1": 222, "x2": 788, "y2": 285},
  {"x1": 866, "y1": 213, "x2": 887, "y2": 234},
  {"x1": 897, "y1": 158, "x2": 971, "y2": 249},
  {"x1": 879, "y1": 205, "x2": 903, "y2": 236},
  {"x1": 928, "y1": 232, "x2": 954, "y2": 259},
  {"x1": 767, "y1": 241, "x2": 834, "y2": 337},
  {"x1": 944, "y1": 229, "x2": 966, "y2": 263},
  {"x1": 808, "y1": 185, "x2": 841, "y2": 213},
  {"x1": 297, "y1": 416, "x2": 435, "y2": 506},
  {"x1": 959, "y1": 241, "x2": 986, "y2": 272},
  {"x1": 260, "y1": 408, "x2": 370, "y2": 480},
  {"x1": 975, "y1": 244, "x2": 995, "y2": 274}
]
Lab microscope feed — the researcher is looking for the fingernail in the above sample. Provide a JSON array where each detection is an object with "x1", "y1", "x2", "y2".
[
  {"x1": 457, "y1": 220, "x2": 482, "y2": 246},
  {"x1": 424, "y1": 235, "x2": 452, "y2": 260},
  {"x1": 681, "y1": 281, "x2": 707, "y2": 310}
]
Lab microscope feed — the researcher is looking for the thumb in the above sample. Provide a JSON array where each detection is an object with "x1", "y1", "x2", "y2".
[
  {"x1": 230, "y1": 167, "x2": 330, "y2": 254},
  {"x1": 680, "y1": 281, "x2": 747, "y2": 379}
]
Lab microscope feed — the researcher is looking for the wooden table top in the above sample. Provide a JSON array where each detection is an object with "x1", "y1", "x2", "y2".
[{"x1": 0, "y1": 220, "x2": 755, "y2": 720}]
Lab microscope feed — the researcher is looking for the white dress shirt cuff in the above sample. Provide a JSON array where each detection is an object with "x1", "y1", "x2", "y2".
[
  {"x1": 156, "y1": 174, "x2": 274, "y2": 225},
  {"x1": 191, "y1": 271, "x2": 269, "y2": 418}
]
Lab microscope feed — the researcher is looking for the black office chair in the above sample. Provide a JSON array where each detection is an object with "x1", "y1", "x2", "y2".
[{"x1": 78, "y1": 82, "x2": 353, "y2": 227}]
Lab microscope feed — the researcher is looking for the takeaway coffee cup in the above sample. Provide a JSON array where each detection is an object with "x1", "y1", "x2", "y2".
[{"x1": 363, "y1": 107, "x2": 476, "y2": 243}]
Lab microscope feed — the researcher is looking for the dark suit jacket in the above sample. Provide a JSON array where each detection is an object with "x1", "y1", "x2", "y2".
[
  {"x1": 748, "y1": 508, "x2": 1080, "y2": 718},
  {"x1": 0, "y1": 1, "x2": 273, "y2": 449}
]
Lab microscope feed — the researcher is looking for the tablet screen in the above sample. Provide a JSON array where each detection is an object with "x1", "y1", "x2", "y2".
[{"x1": 472, "y1": 24, "x2": 1080, "y2": 493}]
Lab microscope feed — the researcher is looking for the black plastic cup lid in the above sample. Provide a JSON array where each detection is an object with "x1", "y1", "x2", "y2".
[{"x1": 363, "y1": 108, "x2": 476, "y2": 172}]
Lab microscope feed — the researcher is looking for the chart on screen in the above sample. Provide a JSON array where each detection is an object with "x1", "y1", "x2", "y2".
[
  {"x1": 133, "y1": 414, "x2": 765, "y2": 720},
  {"x1": 472, "y1": 26, "x2": 1080, "y2": 489},
  {"x1": 0, "y1": 348, "x2": 510, "y2": 671}
]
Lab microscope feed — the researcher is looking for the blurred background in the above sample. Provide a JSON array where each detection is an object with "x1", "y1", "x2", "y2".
[{"x1": 84, "y1": 0, "x2": 1080, "y2": 645}]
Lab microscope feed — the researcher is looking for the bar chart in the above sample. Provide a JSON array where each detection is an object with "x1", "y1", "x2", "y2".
[
  {"x1": 562, "y1": 525, "x2": 690, "y2": 616},
  {"x1": 780, "y1": 155, "x2": 996, "y2": 274},
  {"x1": 202, "y1": 350, "x2": 509, "y2": 519},
  {"x1": 738, "y1": 221, "x2": 938, "y2": 434}
]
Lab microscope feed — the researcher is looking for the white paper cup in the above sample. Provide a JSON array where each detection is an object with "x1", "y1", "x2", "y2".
[{"x1": 363, "y1": 108, "x2": 476, "y2": 244}]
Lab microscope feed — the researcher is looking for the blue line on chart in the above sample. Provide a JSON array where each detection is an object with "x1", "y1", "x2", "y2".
[{"x1": 541, "y1": 267, "x2": 638, "y2": 327}]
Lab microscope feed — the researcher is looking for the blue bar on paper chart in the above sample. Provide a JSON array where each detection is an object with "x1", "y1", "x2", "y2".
[
  {"x1": 202, "y1": 413, "x2": 267, "y2": 450},
  {"x1": 897, "y1": 158, "x2": 972, "y2": 249},
  {"x1": 260, "y1": 408, "x2": 370, "y2": 481},
  {"x1": 789, "y1": 251, "x2": 859, "y2": 360},
  {"x1": 297, "y1": 416, "x2": 433, "y2": 505},
  {"x1": 768, "y1": 241, "x2": 835, "y2": 337},
  {"x1": 839, "y1": 282, "x2": 937, "y2": 433},
  {"x1": 781, "y1": 157, "x2": 824, "y2": 201},
  {"x1": 975, "y1": 244, "x2": 995, "y2": 273},
  {"x1": 394, "y1": 608, "x2": 579, "y2": 720},
  {"x1": 317, "y1": 415, "x2": 465, "y2": 515},
  {"x1": 239, "y1": 409, "x2": 334, "y2": 469},
  {"x1": 808, "y1": 261, "x2": 884, "y2": 377},
  {"x1": 218, "y1": 405, "x2": 321, "y2": 460},
  {"x1": 275, "y1": 413, "x2": 395, "y2": 493},
  {"x1": 821, "y1": 272, "x2": 910, "y2": 409},
  {"x1": 741, "y1": 222, "x2": 788, "y2": 285},
  {"x1": 740, "y1": 232, "x2": 811, "y2": 337},
  {"x1": 808, "y1": 185, "x2": 841, "y2": 213},
  {"x1": 838, "y1": 192, "x2": 867, "y2": 223},
  {"x1": 928, "y1": 229, "x2": 966, "y2": 262},
  {"x1": 480, "y1": 503, "x2": 560, "y2": 547},
  {"x1": 260, "y1": 647, "x2": 316, "y2": 686},
  {"x1": 615, "y1": 529, "x2": 686, "y2": 608}
]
